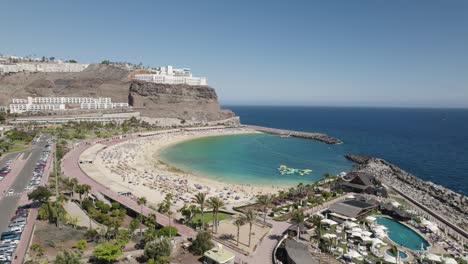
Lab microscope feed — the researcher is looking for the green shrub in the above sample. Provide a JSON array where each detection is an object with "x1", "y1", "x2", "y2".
[
  {"x1": 190, "y1": 231, "x2": 214, "y2": 255},
  {"x1": 155, "y1": 226, "x2": 177, "y2": 238},
  {"x1": 144, "y1": 238, "x2": 172, "y2": 260},
  {"x1": 73, "y1": 239, "x2": 87, "y2": 251}
]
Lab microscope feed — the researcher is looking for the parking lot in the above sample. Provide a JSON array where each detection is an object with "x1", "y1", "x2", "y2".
[{"x1": 0, "y1": 134, "x2": 52, "y2": 262}]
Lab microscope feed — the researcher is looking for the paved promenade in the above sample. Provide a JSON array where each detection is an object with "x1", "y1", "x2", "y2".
[{"x1": 61, "y1": 137, "x2": 196, "y2": 238}]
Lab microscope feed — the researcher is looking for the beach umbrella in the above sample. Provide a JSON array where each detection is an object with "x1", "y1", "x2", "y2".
[
  {"x1": 321, "y1": 219, "x2": 338, "y2": 226},
  {"x1": 426, "y1": 253, "x2": 442, "y2": 263},
  {"x1": 371, "y1": 238, "x2": 386, "y2": 246},
  {"x1": 365, "y1": 216, "x2": 376, "y2": 222},
  {"x1": 346, "y1": 250, "x2": 362, "y2": 260},
  {"x1": 323, "y1": 233, "x2": 337, "y2": 239},
  {"x1": 442, "y1": 257, "x2": 457, "y2": 264},
  {"x1": 345, "y1": 221, "x2": 358, "y2": 229}
]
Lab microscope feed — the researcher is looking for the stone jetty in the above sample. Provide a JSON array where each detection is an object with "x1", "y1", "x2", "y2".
[
  {"x1": 245, "y1": 125, "x2": 342, "y2": 144},
  {"x1": 346, "y1": 154, "x2": 468, "y2": 236}
]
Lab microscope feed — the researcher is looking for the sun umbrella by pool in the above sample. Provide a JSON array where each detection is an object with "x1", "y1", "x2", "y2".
[
  {"x1": 321, "y1": 219, "x2": 338, "y2": 226},
  {"x1": 425, "y1": 253, "x2": 442, "y2": 263},
  {"x1": 322, "y1": 233, "x2": 337, "y2": 239}
]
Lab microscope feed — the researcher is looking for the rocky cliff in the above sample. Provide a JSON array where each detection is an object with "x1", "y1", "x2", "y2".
[
  {"x1": 0, "y1": 64, "x2": 131, "y2": 105},
  {"x1": 128, "y1": 81, "x2": 235, "y2": 122},
  {"x1": 0, "y1": 64, "x2": 235, "y2": 122}
]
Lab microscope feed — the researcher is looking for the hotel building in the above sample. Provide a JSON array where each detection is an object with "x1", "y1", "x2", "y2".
[
  {"x1": 133, "y1": 65, "x2": 207, "y2": 86},
  {"x1": 9, "y1": 96, "x2": 129, "y2": 113}
]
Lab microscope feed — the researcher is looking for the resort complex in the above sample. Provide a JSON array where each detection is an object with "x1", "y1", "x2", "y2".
[
  {"x1": 133, "y1": 65, "x2": 208, "y2": 86},
  {"x1": 8, "y1": 96, "x2": 129, "y2": 113}
]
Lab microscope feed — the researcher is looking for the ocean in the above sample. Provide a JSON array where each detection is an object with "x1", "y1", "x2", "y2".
[{"x1": 228, "y1": 106, "x2": 468, "y2": 195}]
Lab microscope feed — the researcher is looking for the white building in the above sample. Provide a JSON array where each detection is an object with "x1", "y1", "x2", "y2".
[
  {"x1": 9, "y1": 96, "x2": 129, "y2": 113},
  {"x1": 133, "y1": 65, "x2": 207, "y2": 86},
  {"x1": 0, "y1": 62, "x2": 89, "y2": 74}
]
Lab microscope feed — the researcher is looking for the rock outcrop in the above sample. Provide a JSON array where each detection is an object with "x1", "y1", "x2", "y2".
[
  {"x1": 0, "y1": 64, "x2": 235, "y2": 122},
  {"x1": 0, "y1": 64, "x2": 131, "y2": 105},
  {"x1": 128, "y1": 81, "x2": 235, "y2": 122},
  {"x1": 346, "y1": 154, "x2": 468, "y2": 232}
]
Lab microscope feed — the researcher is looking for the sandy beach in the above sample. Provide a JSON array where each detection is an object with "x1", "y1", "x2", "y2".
[{"x1": 79, "y1": 127, "x2": 286, "y2": 210}]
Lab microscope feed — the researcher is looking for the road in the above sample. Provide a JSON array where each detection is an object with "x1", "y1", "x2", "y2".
[{"x1": 0, "y1": 135, "x2": 50, "y2": 233}]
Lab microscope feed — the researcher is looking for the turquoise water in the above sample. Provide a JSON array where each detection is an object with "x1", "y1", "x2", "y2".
[
  {"x1": 159, "y1": 133, "x2": 352, "y2": 186},
  {"x1": 229, "y1": 106, "x2": 468, "y2": 195},
  {"x1": 376, "y1": 216, "x2": 430, "y2": 251},
  {"x1": 386, "y1": 249, "x2": 409, "y2": 259}
]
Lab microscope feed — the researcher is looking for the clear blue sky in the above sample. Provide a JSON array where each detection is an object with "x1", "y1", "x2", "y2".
[{"x1": 1, "y1": 0, "x2": 467, "y2": 108}]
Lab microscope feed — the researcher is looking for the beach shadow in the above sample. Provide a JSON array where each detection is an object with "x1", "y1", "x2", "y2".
[
  {"x1": 268, "y1": 234, "x2": 283, "y2": 240},
  {"x1": 219, "y1": 233, "x2": 235, "y2": 240}
]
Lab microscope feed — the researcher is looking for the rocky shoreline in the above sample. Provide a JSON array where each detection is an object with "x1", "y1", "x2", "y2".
[
  {"x1": 245, "y1": 125, "x2": 342, "y2": 144},
  {"x1": 345, "y1": 154, "x2": 468, "y2": 233}
]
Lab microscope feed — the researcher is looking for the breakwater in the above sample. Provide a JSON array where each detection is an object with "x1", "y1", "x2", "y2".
[
  {"x1": 346, "y1": 154, "x2": 468, "y2": 240},
  {"x1": 244, "y1": 125, "x2": 342, "y2": 144}
]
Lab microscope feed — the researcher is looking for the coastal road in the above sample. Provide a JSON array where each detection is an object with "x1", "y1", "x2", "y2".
[{"x1": 0, "y1": 135, "x2": 50, "y2": 233}]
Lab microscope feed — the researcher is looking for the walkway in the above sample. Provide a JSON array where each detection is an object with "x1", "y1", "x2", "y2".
[
  {"x1": 63, "y1": 201, "x2": 101, "y2": 229},
  {"x1": 61, "y1": 136, "x2": 196, "y2": 238}
]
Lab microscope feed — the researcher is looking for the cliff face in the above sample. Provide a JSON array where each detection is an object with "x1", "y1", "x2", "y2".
[
  {"x1": 0, "y1": 64, "x2": 131, "y2": 105},
  {"x1": 128, "y1": 81, "x2": 235, "y2": 121},
  {"x1": 0, "y1": 64, "x2": 235, "y2": 122}
]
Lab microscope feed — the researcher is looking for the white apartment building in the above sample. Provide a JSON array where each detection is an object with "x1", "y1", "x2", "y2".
[
  {"x1": 9, "y1": 103, "x2": 65, "y2": 113},
  {"x1": 133, "y1": 65, "x2": 207, "y2": 86},
  {"x1": 0, "y1": 62, "x2": 89, "y2": 74},
  {"x1": 9, "y1": 96, "x2": 129, "y2": 113},
  {"x1": 80, "y1": 102, "x2": 129, "y2": 110}
]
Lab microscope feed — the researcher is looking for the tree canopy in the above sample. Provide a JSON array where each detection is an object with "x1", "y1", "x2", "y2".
[
  {"x1": 92, "y1": 241, "x2": 123, "y2": 263},
  {"x1": 28, "y1": 186, "x2": 52, "y2": 203},
  {"x1": 190, "y1": 231, "x2": 214, "y2": 255}
]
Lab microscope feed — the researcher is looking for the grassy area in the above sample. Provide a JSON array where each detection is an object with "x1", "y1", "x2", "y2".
[
  {"x1": 8, "y1": 145, "x2": 29, "y2": 153},
  {"x1": 11, "y1": 139, "x2": 29, "y2": 145},
  {"x1": 192, "y1": 212, "x2": 231, "y2": 225}
]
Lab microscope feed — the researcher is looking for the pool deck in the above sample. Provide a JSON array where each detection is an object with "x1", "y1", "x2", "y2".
[{"x1": 375, "y1": 215, "x2": 447, "y2": 256}]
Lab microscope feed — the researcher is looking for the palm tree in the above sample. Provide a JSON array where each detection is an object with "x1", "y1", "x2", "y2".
[
  {"x1": 256, "y1": 194, "x2": 272, "y2": 227},
  {"x1": 54, "y1": 249, "x2": 81, "y2": 264},
  {"x1": 291, "y1": 211, "x2": 305, "y2": 241},
  {"x1": 81, "y1": 184, "x2": 91, "y2": 199},
  {"x1": 245, "y1": 210, "x2": 257, "y2": 247},
  {"x1": 75, "y1": 184, "x2": 84, "y2": 204},
  {"x1": 194, "y1": 192, "x2": 207, "y2": 230},
  {"x1": 137, "y1": 196, "x2": 147, "y2": 238},
  {"x1": 70, "y1": 178, "x2": 79, "y2": 197},
  {"x1": 167, "y1": 210, "x2": 175, "y2": 237},
  {"x1": 234, "y1": 216, "x2": 245, "y2": 246},
  {"x1": 208, "y1": 196, "x2": 225, "y2": 233},
  {"x1": 323, "y1": 173, "x2": 334, "y2": 188},
  {"x1": 56, "y1": 194, "x2": 69, "y2": 228}
]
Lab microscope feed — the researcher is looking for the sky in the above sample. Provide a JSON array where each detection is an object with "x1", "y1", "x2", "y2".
[{"x1": 1, "y1": 0, "x2": 467, "y2": 108}]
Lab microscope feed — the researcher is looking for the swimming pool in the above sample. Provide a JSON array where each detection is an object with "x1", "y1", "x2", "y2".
[
  {"x1": 375, "y1": 216, "x2": 430, "y2": 251},
  {"x1": 385, "y1": 249, "x2": 409, "y2": 259}
]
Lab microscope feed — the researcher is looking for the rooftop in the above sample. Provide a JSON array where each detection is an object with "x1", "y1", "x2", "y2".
[
  {"x1": 204, "y1": 246, "x2": 235, "y2": 263},
  {"x1": 284, "y1": 239, "x2": 319, "y2": 264}
]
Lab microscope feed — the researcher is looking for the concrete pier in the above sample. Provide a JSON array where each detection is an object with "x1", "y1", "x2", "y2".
[{"x1": 244, "y1": 125, "x2": 342, "y2": 144}]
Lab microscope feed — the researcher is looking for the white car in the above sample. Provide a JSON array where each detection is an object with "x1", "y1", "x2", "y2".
[
  {"x1": 7, "y1": 189, "x2": 14, "y2": 195},
  {"x1": 9, "y1": 226, "x2": 23, "y2": 233}
]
